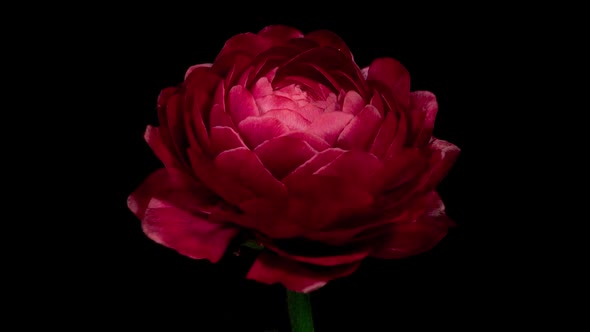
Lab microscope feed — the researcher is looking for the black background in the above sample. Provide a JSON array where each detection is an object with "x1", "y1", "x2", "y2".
[{"x1": 77, "y1": 8, "x2": 533, "y2": 331}]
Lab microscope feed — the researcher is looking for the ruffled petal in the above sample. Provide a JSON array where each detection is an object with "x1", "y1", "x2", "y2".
[
  {"x1": 142, "y1": 198, "x2": 239, "y2": 263},
  {"x1": 254, "y1": 136, "x2": 317, "y2": 179},
  {"x1": 246, "y1": 252, "x2": 361, "y2": 293}
]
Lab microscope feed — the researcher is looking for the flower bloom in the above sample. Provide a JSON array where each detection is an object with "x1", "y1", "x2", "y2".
[{"x1": 128, "y1": 25, "x2": 460, "y2": 293}]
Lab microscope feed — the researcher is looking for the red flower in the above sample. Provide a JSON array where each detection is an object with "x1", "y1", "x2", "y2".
[{"x1": 128, "y1": 25, "x2": 460, "y2": 293}]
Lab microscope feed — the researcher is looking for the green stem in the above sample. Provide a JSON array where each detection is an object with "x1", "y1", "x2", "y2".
[{"x1": 287, "y1": 289, "x2": 315, "y2": 332}]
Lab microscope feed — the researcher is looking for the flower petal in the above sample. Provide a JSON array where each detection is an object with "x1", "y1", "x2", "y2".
[
  {"x1": 246, "y1": 252, "x2": 361, "y2": 293},
  {"x1": 214, "y1": 147, "x2": 287, "y2": 198},
  {"x1": 142, "y1": 198, "x2": 239, "y2": 263},
  {"x1": 187, "y1": 147, "x2": 255, "y2": 205},
  {"x1": 274, "y1": 47, "x2": 366, "y2": 96},
  {"x1": 305, "y1": 29, "x2": 354, "y2": 60},
  {"x1": 382, "y1": 148, "x2": 429, "y2": 190},
  {"x1": 305, "y1": 111, "x2": 353, "y2": 145},
  {"x1": 336, "y1": 105, "x2": 383, "y2": 150},
  {"x1": 262, "y1": 109, "x2": 311, "y2": 131},
  {"x1": 251, "y1": 76, "x2": 273, "y2": 98},
  {"x1": 184, "y1": 63, "x2": 212, "y2": 79},
  {"x1": 183, "y1": 67, "x2": 221, "y2": 155},
  {"x1": 255, "y1": 94, "x2": 299, "y2": 114},
  {"x1": 227, "y1": 85, "x2": 260, "y2": 124},
  {"x1": 209, "y1": 126, "x2": 246, "y2": 155},
  {"x1": 370, "y1": 192, "x2": 453, "y2": 259},
  {"x1": 129, "y1": 168, "x2": 219, "y2": 219},
  {"x1": 209, "y1": 104, "x2": 236, "y2": 129},
  {"x1": 258, "y1": 25, "x2": 304, "y2": 41},
  {"x1": 282, "y1": 175, "x2": 374, "y2": 231},
  {"x1": 128, "y1": 168, "x2": 169, "y2": 220},
  {"x1": 314, "y1": 150, "x2": 384, "y2": 192},
  {"x1": 261, "y1": 240, "x2": 369, "y2": 266},
  {"x1": 281, "y1": 131, "x2": 331, "y2": 151},
  {"x1": 418, "y1": 139, "x2": 461, "y2": 193},
  {"x1": 144, "y1": 125, "x2": 181, "y2": 169},
  {"x1": 283, "y1": 148, "x2": 346, "y2": 182},
  {"x1": 369, "y1": 111, "x2": 398, "y2": 159},
  {"x1": 367, "y1": 58, "x2": 410, "y2": 109},
  {"x1": 238, "y1": 116, "x2": 290, "y2": 149},
  {"x1": 212, "y1": 79, "x2": 226, "y2": 111},
  {"x1": 342, "y1": 90, "x2": 365, "y2": 115},
  {"x1": 212, "y1": 33, "x2": 270, "y2": 76},
  {"x1": 254, "y1": 136, "x2": 317, "y2": 179},
  {"x1": 408, "y1": 91, "x2": 438, "y2": 147}
]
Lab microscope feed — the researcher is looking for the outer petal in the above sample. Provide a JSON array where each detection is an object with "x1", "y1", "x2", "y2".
[
  {"x1": 258, "y1": 25, "x2": 304, "y2": 41},
  {"x1": 246, "y1": 252, "x2": 361, "y2": 293},
  {"x1": 128, "y1": 168, "x2": 217, "y2": 220},
  {"x1": 184, "y1": 63, "x2": 212, "y2": 79},
  {"x1": 305, "y1": 29, "x2": 354, "y2": 60},
  {"x1": 417, "y1": 139, "x2": 461, "y2": 193},
  {"x1": 260, "y1": 240, "x2": 369, "y2": 267},
  {"x1": 408, "y1": 91, "x2": 438, "y2": 147},
  {"x1": 370, "y1": 192, "x2": 453, "y2": 259},
  {"x1": 144, "y1": 125, "x2": 181, "y2": 169},
  {"x1": 367, "y1": 58, "x2": 410, "y2": 109},
  {"x1": 211, "y1": 33, "x2": 270, "y2": 76},
  {"x1": 142, "y1": 198, "x2": 239, "y2": 263}
]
